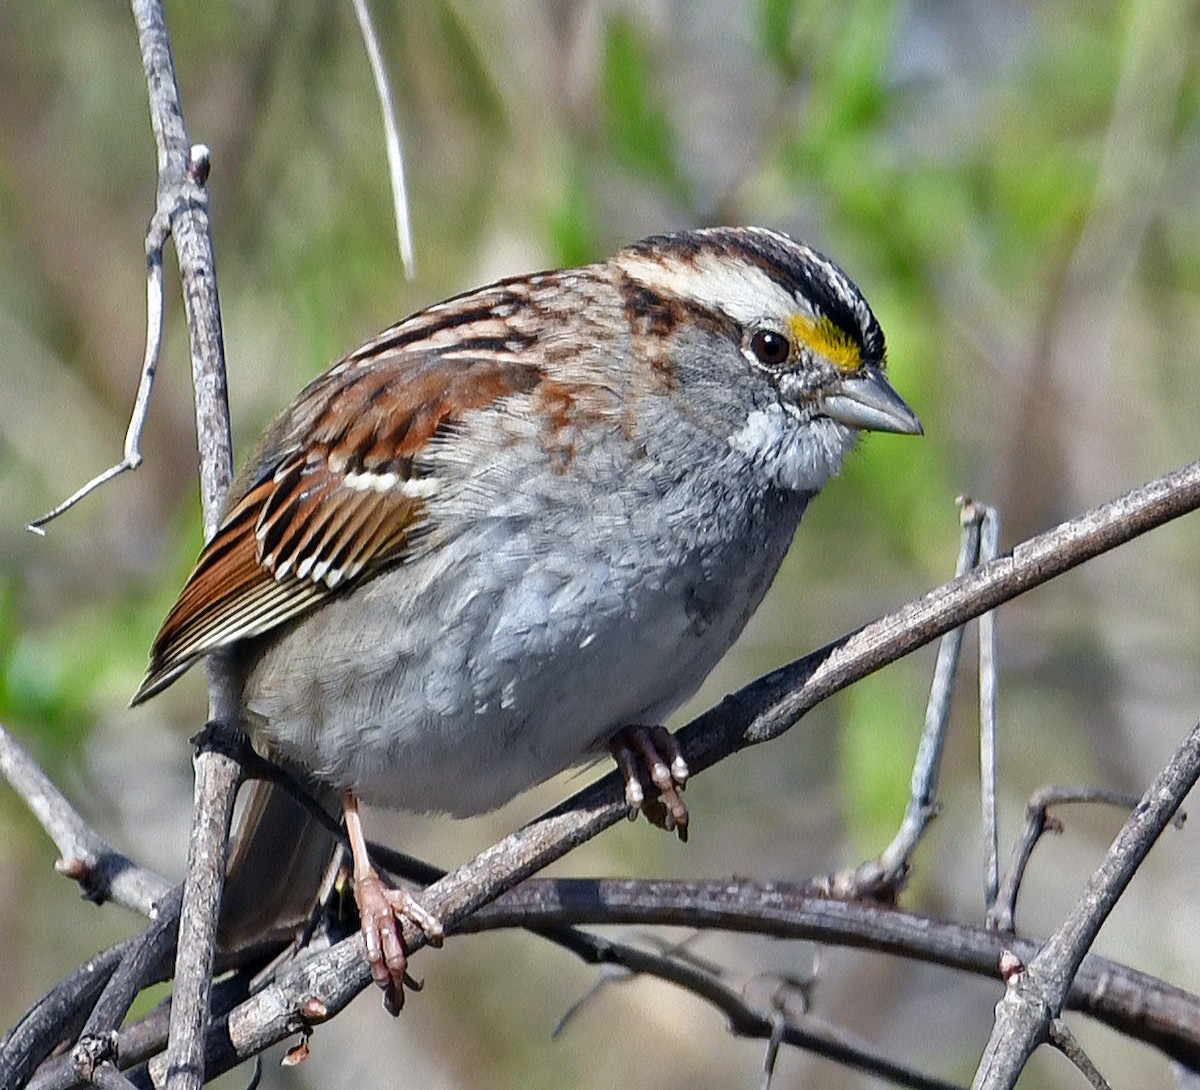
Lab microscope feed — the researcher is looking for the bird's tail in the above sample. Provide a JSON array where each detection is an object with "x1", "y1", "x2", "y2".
[{"x1": 219, "y1": 762, "x2": 343, "y2": 956}]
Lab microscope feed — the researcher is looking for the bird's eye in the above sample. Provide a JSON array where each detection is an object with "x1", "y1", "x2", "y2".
[{"x1": 749, "y1": 329, "x2": 790, "y2": 367}]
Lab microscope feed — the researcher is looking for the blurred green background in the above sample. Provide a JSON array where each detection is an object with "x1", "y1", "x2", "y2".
[{"x1": 2, "y1": 1, "x2": 1199, "y2": 1087}]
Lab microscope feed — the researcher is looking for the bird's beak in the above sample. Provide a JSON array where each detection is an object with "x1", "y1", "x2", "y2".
[{"x1": 819, "y1": 366, "x2": 923, "y2": 435}]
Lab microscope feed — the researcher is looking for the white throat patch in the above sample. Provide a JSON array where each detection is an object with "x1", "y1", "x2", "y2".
[{"x1": 728, "y1": 403, "x2": 856, "y2": 493}]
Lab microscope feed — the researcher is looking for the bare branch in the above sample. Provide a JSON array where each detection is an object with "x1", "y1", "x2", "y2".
[
  {"x1": 164, "y1": 732, "x2": 239, "y2": 1090},
  {"x1": 127, "y1": 4, "x2": 240, "y2": 1090},
  {"x1": 1047, "y1": 1020, "x2": 1113, "y2": 1090},
  {"x1": 547, "y1": 926, "x2": 963, "y2": 1090},
  {"x1": 111, "y1": 877, "x2": 1200, "y2": 1086},
  {"x1": 978, "y1": 503, "x2": 1001, "y2": 913},
  {"x1": 3, "y1": 941, "x2": 134, "y2": 1089},
  {"x1": 833, "y1": 497, "x2": 983, "y2": 897},
  {"x1": 737, "y1": 460, "x2": 1200, "y2": 753},
  {"x1": 0, "y1": 722, "x2": 171, "y2": 915},
  {"x1": 26, "y1": 208, "x2": 171, "y2": 534},
  {"x1": 17, "y1": 852, "x2": 1200, "y2": 1090},
  {"x1": 461, "y1": 878, "x2": 1200, "y2": 1066},
  {"x1": 75, "y1": 898, "x2": 181, "y2": 1068},
  {"x1": 989, "y1": 785, "x2": 1156, "y2": 932},
  {"x1": 557, "y1": 958, "x2": 967, "y2": 1090},
  {"x1": 18, "y1": 959, "x2": 253, "y2": 1090},
  {"x1": 9, "y1": 457, "x2": 1200, "y2": 1087},
  {"x1": 972, "y1": 717, "x2": 1200, "y2": 1088}
]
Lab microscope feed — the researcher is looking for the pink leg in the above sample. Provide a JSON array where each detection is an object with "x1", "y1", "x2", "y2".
[{"x1": 343, "y1": 790, "x2": 444, "y2": 1012}]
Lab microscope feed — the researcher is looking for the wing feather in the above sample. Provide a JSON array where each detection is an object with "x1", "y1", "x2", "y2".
[{"x1": 132, "y1": 347, "x2": 543, "y2": 706}]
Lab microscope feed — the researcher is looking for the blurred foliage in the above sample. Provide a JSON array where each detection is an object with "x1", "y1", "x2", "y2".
[
  {"x1": 1, "y1": 1, "x2": 1199, "y2": 1088},
  {"x1": 602, "y1": 13, "x2": 693, "y2": 205}
]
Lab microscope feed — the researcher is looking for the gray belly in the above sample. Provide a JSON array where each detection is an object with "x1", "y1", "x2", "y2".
[{"x1": 243, "y1": 477, "x2": 807, "y2": 815}]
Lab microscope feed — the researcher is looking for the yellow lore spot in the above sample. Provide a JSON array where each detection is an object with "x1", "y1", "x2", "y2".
[{"x1": 787, "y1": 313, "x2": 862, "y2": 373}]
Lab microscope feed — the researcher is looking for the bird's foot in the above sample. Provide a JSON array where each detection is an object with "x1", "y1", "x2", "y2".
[
  {"x1": 609, "y1": 725, "x2": 689, "y2": 841},
  {"x1": 353, "y1": 868, "x2": 444, "y2": 1014}
]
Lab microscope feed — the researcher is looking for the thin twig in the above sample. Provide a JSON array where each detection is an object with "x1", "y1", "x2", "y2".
[
  {"x1": 1047, "y1": 1020, "x2": 1113, "y2": 1090},
  {"x1": 551, "y1": 933, "x2": 958, "y2": 1090},
  {"x1": 164, "y1": 732, "x2": 239, "y2": 1090},
  {"x1": 26, "y1": 213, "x2": 169, "y2": 533},
  {"x1": 760, "y1": 1015, "x2": 786, "y2": 1090},
  {"x1": 127, "y1": 5, "x2": 239, "y2": 1090},
  {"x1": 739, "y1": 461, "x2": 1200, "y2": 751},
  {"x1": 350, "y1": 0, "x2": 414, "y2": 278},
  {"x1": 833, "y1": 497, "x2": 984, "y2": 896},
  {"x1": 552, "y1": 930, "x2": 719, "y2": 1039},
  {"x1": 989, "y1": 785, "x2": 1153, "y2": 932},
  {"x1": 972, "y1": 717, "x2": 1200, "y2": 1088},
  {"x1": 75, "y1": 904, "x2": 180, "y2": 1064},
  {"x1": 551, "y1": 964, "x2": 630, "y2": 1039},
  {"x1": 978, "y1": 504, "x2": 1001, "y2": 913}
]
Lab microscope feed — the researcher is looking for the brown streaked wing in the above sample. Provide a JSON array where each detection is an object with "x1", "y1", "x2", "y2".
[
  {"x1": 132, "y1": 351, "x2": 543, "y2": 705},
  {"x1": 254, "y1": 449, "x2": 422, "y2": 587},
  {"x1": 130, "y1": 479, "x2": 334, "y2": 704}
]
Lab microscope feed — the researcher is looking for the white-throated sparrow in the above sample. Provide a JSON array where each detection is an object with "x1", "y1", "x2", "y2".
[{"x1": 134, "y1": 226, "x2": 921, "y2": 1004}]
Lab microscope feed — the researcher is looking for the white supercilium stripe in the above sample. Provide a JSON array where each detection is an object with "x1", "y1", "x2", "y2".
[{"x1": 615, "y1": 249, "x2": 818, "y2": 326}]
